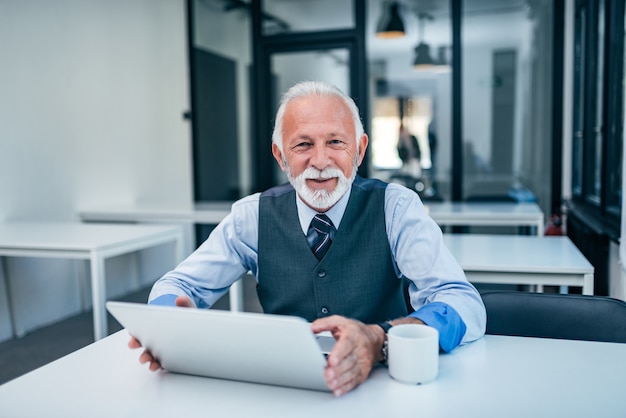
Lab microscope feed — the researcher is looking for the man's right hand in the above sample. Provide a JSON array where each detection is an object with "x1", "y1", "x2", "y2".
[{"x1": 127, "y1": 295, "x2": 195, "y2": 371}]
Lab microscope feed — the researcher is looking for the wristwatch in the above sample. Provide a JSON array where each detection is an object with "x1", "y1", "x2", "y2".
[{"x1": 376, "y1": 321, "x2": 393, "y2": 364}]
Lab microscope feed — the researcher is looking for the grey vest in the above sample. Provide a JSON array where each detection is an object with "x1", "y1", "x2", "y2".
[{"x1": 257, "y1": 176, "x2": 408, "y2": 323}]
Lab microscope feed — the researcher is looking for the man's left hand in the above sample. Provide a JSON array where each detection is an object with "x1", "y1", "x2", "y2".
[{"x1": 310, "y1": 315, "x2": 384, "y2": 397}]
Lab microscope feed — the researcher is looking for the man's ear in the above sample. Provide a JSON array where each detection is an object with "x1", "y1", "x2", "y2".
[
  {"x1": 272, "y1": 143, "x2": 286, "y2": 171},
  {"x1": 356, "y1": 133, "x2": 369, "y2": 166}
]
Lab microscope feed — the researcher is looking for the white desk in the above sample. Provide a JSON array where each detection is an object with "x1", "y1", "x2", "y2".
[
  {"x1": 78, "y1": 202, "x2": 245, "y2": 311},
  {"x1": 81, "y1": 202, "x2": 545, "y2": 237},
  {"x1": 78, "y1": 202, "x2": 233, "y2": 225},
  {"x1": 427, "y1": 202, "x2": 545, "y2": 235},
  {"x1": 78, "y1": 203, "x2": 570, "y2": 312},
  {"x1": 78, "y1": 202, "x2": 232, "y2": 258},
  {"x1": 444, "y1": 234, "x2": 595, "y2": 295},
  {"x1": 0, "y1": 222, "x2": 184, "y2": 340},
  {"x1": 0, "y1": 330, "x2": 623, "y2": 417}
]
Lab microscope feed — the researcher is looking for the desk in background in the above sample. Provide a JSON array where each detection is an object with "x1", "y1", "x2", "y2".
[
  {"x1": 77, "y1": 202, "x2": 246, "y2": 310},
  {"x1": 444, "y1": 234, "x2": 594, "y2": 295},
  {"x1": 79, "y1": 202, "x2": 232, "y2": 255},
  {"x1": 427, "y1": 201, "x2": 545, "y2": 235},
  {"x1": 0, "y1": 330, "x2": 623, "y2": 417},
  {"x1": 0, "y1": 222, "x2": 184, "y2": 340},
  {"x1": 79, "y1": 202, "x2": 232, "y2": 225},
  {"x1": 80, "y1": 202, "x2": 546, "y2": 240},
  {"x1": 79, "y1": 204, "x2": 588, "y2": 313}
]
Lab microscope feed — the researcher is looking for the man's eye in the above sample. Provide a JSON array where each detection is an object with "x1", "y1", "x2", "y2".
[
  {"x1": 293, "y1": 142, "x2": 312, "y2": 150},
  {"x1": 329, "y1": 139, "x2": 346, "y2": 147}
]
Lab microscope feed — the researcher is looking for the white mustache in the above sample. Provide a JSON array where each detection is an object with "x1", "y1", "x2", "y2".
[{"x1": 302, "y1": 167, "x2": 342, "y2": 180}]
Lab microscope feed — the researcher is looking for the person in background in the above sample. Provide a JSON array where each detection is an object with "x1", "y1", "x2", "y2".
[
  {"x1": 129, "y1": 80, "x2": 486, "y2": 396},
  {"x1": 397, "y1": 125, "x2": 422, "y2": 178}
]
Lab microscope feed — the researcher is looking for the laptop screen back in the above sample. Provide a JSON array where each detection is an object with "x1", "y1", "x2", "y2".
[{"x1": 106, "y1": 301, "x2": 331, "y2": 392}]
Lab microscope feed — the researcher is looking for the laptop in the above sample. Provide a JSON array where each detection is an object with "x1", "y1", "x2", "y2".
[{"x1": 106, "y1": 301, "x2": 334, "y2": 392}]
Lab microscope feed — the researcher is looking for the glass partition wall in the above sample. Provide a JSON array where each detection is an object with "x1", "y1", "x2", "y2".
[
  {"x1": 369, "y1": 0, "x2": 555, "y2": 211},
  {"x1": 189, "y1": 0, "x2": 558, "y2": 217},
  {"x1": 461, "y1": 1, "x2": 554, "y2": 206},
  {"x1": 368, "y1": 0, "x2": 451, "y2": 201}
]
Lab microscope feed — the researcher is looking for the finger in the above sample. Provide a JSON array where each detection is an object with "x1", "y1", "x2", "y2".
[
  {"x1": 332, "y1": 376, "x2": 361, "y2": 397},
  {"x1": 327, "y1": 334, "x2": 377, "y2": 396},
  {"x1": 310, "y1": 315, "x2": 345, "y2": 334},
  {"x1": 148, "y1": 360, "x2": 162, "y2": 372},
  {"x1": 139, "y1": 349, "x2": 162, "y2": 371},
  {"x1": 325, "y1": 364, "x2": 360, "y2": 396},
  {"x1": 175, "y1": 295, "x2": 195, "y2": 308},
  {"x1": 326, "y1": 351, "x2": 357, "y2": 380},
  {"x1": 128, "y1": 337, "x2": 142, "y2": 349},
  {"x1": 138, "y1": 349, "x2": 154, "y2": 365},
  {"x1": 326, "y1": 330, "x2": 358, "y2": 367},
  {"x1": 331, "y1": 354, "x2": 370, "y2": 397},
  {"x1": 324, "y1": 343, "x2": 359, "y2": 390}
]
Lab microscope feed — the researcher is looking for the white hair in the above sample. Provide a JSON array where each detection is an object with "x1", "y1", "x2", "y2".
[{"x1": 271, "y1": 81, "x2": 365, "y2": 153}]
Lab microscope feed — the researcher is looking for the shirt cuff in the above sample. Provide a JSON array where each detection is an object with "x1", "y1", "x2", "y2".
[
  {"x1": 409, "y1": 302, "x2": 467, "y2": 353},
  {"x1": 149, "y1": 294, "x2": 179, "y2": 306}
]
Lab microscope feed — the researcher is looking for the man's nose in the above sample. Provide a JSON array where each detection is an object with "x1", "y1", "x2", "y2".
[{"x1": 310, "y1": 144, "x2": 331, "y2": 168}]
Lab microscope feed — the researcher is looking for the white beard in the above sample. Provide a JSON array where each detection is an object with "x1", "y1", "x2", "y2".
[{"x1": 286, "y1": 165, "x2": 356, "y2": 211}]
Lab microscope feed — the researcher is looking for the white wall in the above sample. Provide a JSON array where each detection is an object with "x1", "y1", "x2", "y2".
[{"x1": 0, "y1": 0, "x2": 191, "y2": 341}]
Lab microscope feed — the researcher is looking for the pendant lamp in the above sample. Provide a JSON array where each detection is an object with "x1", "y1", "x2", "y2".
[
  {"x1": 413, "y1": 13, "x2": 436, "y2": 69},
  {"x1": 376, "y1": 2, "x2": 406, "y2": 39}
]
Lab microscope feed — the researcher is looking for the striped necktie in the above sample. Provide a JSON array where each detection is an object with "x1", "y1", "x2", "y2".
[{"x1": 310, "y1": 214, "x2": 334, "y2": 260}]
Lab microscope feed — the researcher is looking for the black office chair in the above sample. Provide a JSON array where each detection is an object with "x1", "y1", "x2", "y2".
[{"x1": 481, "y1": 291, "x2": 626, "y2": 343}]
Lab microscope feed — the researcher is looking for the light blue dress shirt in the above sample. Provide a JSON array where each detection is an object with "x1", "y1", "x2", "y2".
[{"x1": 149, "y1": 183, "x2": 486, "y2": 352}]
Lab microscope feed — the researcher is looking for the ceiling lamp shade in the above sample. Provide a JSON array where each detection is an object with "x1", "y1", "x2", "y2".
[
  {"x1": 413, "y1": 42, "x2": 436, "y2": 69},
  {"x1": 376, "y1": 2, "x2": 406, "y2": 39},
  {"x1": 434, "y1": 45, "x2": 452, "y2": 72},
  {"x1": 412, "y1": 13, "x2": 439, "y2": 70}
]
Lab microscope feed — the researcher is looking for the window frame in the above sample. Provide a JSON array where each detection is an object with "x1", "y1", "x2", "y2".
[{"x1": 570, "y1": 0, "x2": 624, "y2": 235}]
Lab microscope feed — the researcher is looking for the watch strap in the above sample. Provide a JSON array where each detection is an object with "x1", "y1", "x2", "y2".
[
  {"x1": 376, "y1": 321, "x2": 393, "y2": 334},
  {"x1": 376, "y1": 321, "x2": 393, "y2": 364}
]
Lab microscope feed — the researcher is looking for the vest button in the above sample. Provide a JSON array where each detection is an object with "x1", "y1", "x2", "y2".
[
  {"x1": 321, "y1": 307, "x2": 329, "y2": 314},
  {"x1": 317, "y1": 269, "x2": 327, "y2": 278}
]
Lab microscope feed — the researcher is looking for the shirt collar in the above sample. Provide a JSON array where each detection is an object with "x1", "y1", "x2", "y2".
[{"x1": 296, "y1": 187, "x2": 352, "y2": 234}]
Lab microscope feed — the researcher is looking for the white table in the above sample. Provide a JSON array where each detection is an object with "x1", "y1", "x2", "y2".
[
  {"x1": 0, "y1": 222, "x2": 184, "y2": 340},
  {"x1": 0, "y1": 330, "x2": 623, "y2": 417},
  {"x1": 81, "y1": 202, "x2": 545, "y2": 237},
  {"x1": 78, "y1": 202, "x2": 232, "y2": 257},
  {"x1": 77, "y1": 202, "x2": 245, "y2": 311},
  {"x1": 443, "y1": 234, "x2": 595, "y2": 295},
  {"x1": 78, "y1": 203, "x2": 568, "y2": 312},
  {"x1": 78, "y1": 202, "x2": 233, "y2": 225},
  {"x1": 427, "y1": 202, "x2": 545, "y2": 235}
]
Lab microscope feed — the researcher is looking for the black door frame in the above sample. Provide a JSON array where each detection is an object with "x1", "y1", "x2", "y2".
[{"x1": 250, "y1": 0, "x2": 368, "y2": 192}]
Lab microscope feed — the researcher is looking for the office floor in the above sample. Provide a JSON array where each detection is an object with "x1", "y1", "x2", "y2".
[{"x1": 0, "y1": 275, "x2": 262, "y2": 386}]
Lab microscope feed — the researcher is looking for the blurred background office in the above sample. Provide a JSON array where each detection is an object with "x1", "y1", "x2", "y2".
[{"x1": 0, "y1": 0, "x2": 624, "y2": 344}]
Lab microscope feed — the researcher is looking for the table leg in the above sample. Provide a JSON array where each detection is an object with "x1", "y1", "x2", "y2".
[
  {"x1": 0, "y1": 256, "x2": 19, "y2": 338},
  {"x1": 174, "y1": 229, "x2": 185, "y2": 264},
  {"x1": 75, "y1": 260, "x2": 90, "y2": 312},
  {"x1": 229, "y1": 279, "x2": 244, "y2": 312},
  {"x1": 582, "y1": 273, "x2": 594, "y2": 295},
  {"x1": 536, "y1": 220, "x2": 544, "y2": 236},
  {"x1": 90, "y1": 253, "x2": 107, "y2": 340}
]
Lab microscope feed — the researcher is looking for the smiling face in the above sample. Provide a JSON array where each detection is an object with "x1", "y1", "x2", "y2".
[{"x1": 272, "y1": 95, "x2": 368, "y2": 211}]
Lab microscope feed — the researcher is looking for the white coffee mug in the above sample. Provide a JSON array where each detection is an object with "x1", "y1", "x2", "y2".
[{"x1": 387, "y1": 323, "x2": 439, "y2": 385}]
